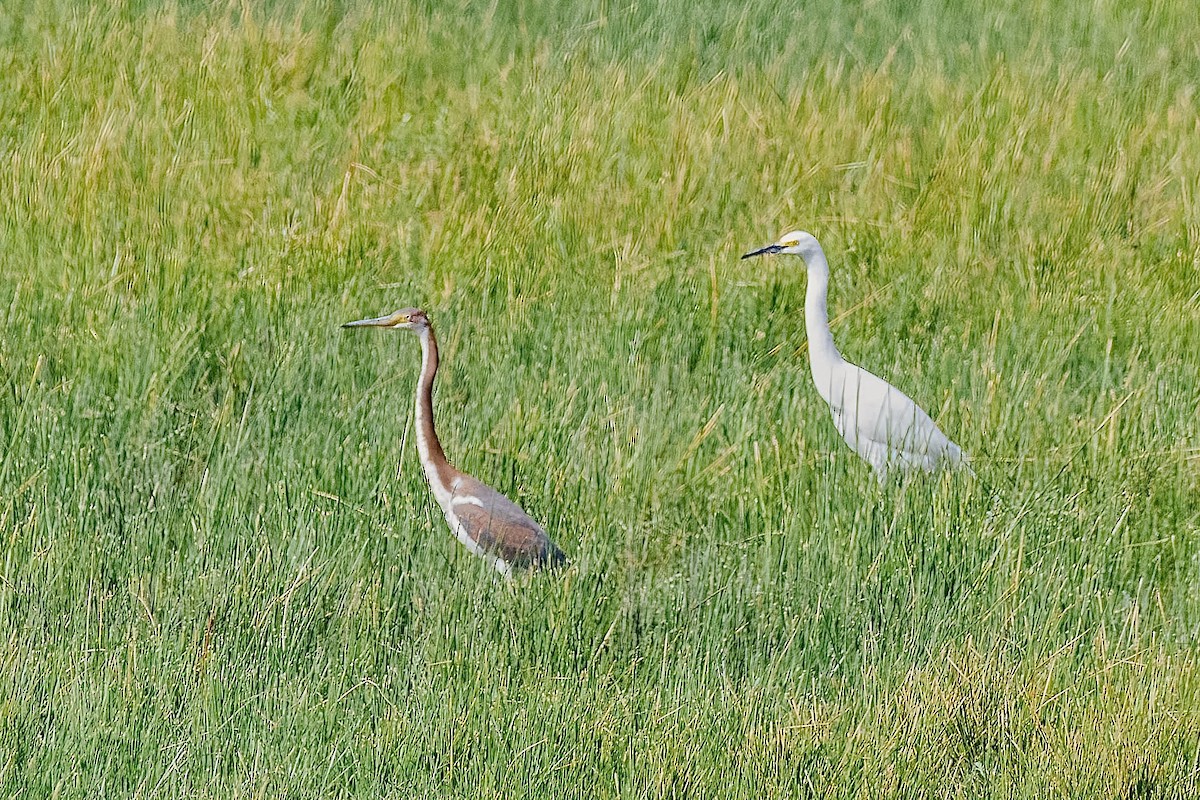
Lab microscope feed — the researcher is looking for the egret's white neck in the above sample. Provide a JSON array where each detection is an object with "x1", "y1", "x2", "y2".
[{"x1": 801, "y1": 245, "x2": 844, "y2": 377}]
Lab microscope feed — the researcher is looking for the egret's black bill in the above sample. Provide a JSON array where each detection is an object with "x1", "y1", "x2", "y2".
[{"x1": 741, "y1": 244, "x2": 784, "y2": 259}]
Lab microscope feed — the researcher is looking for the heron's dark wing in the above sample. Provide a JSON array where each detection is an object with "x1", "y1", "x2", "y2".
[{"x1": 450, "y1": 475, "x2": 567, "y2": 570}]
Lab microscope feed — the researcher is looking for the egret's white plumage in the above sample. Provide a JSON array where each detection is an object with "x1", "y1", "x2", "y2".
[{"x1": 743, "y1": 231, "x2": 971, "y2": 480}]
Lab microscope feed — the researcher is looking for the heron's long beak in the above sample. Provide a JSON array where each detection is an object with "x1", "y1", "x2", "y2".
[
  {"x1": 342, "y1": 313, "x2": 404, "y2": 328},
  {"x1": 741, "y1": 243, "x2": 784, "y2": 259}
]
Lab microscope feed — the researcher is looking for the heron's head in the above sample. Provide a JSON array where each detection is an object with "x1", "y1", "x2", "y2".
[
  {"x1": 341, "y1": 307, "x2": 430, "y2": 334},
  {"x1": 741, "y1": 230, "x2": 822, "y2": 263}
]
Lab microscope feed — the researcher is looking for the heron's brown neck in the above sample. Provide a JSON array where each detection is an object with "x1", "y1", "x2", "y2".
[{"x1": 415, "y1": 327, "x2": 453, "y2": 489}]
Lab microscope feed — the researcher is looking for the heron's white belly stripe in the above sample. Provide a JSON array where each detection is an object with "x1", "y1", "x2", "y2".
[
  {"x1": 441, "y1": 506, "x2": 486, "y2": 557},
  {"x1": 418, "y1": 469, "x2": 512, "y2": 576}
]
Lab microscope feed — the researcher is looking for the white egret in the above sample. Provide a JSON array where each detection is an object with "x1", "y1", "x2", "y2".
[
  {"x1": 343, "y1": 308, "x2": 568, "y2": 577},
  {"x1": 742, "y1": 231, "x2": 972, "y2": 479}
]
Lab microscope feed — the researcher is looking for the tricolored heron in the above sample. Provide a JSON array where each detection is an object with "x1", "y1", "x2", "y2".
[
  {"x1": 742, "y1": 231, "x2": 972, "y2": 479},
  {"x1": 343, "y1": 308, "x2": 568, "y2": 576}
]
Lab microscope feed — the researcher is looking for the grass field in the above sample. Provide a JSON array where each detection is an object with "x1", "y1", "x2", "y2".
[{"x1": 1, "y1": 0, "x2": 1199, "y2": 796}]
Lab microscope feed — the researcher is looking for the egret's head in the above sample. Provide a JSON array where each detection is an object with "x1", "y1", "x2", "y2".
[
  {"x1": 341, "y1": 307, "x2": 430, "y2": 334},
  {"x1": 741, "y1": 230, "x2": 822, "y2": 263}
]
